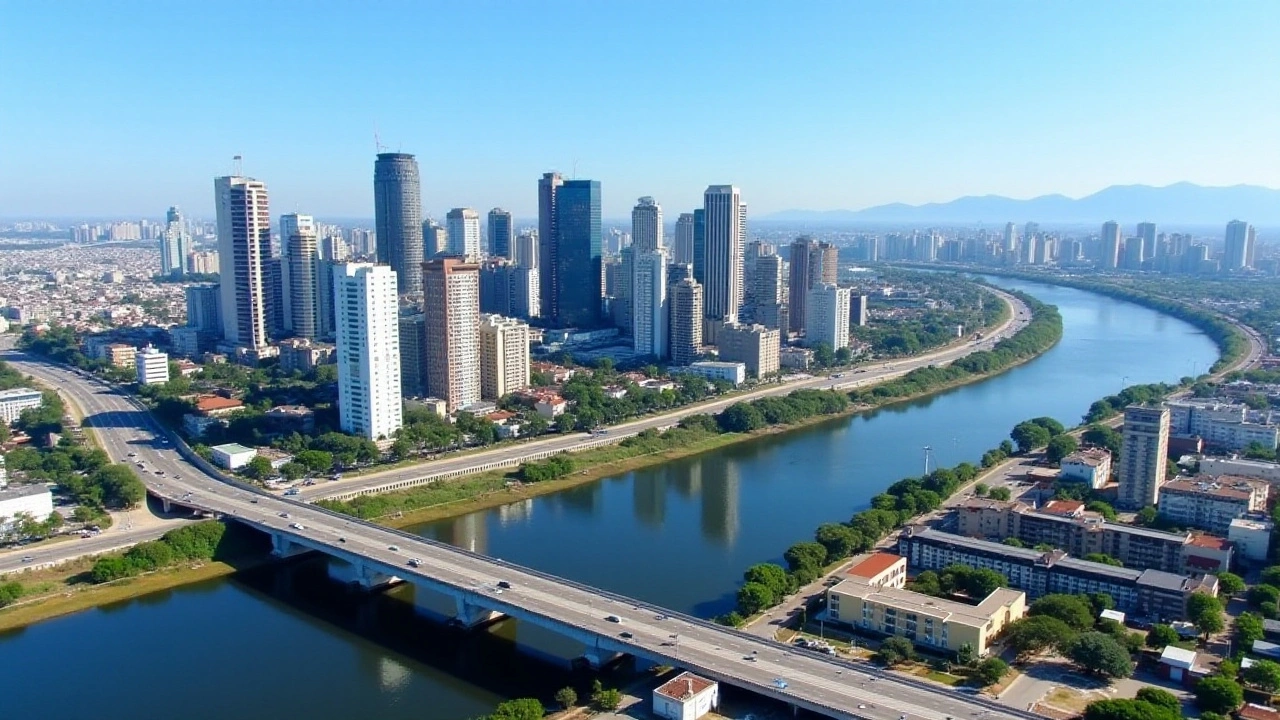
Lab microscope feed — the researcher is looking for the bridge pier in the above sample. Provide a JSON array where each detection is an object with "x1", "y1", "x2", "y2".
[
  {"x1": 454, "y1": 595, "x2": 505, "y2": 628},
  {"x1": 271, "y1": 532, "x2": 311, "y2": 558},
  {"x1": 578, "y1": 649, "x2": 625, "y2": 670},
  {"x1": 161, "y1": 498, "x2": 172, "y2": 513},
  {"x1": 327, "y1": 558, "x2": 402, "y2": 589}
]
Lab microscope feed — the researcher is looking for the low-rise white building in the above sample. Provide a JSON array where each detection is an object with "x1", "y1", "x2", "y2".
[
  {"x1": 0, "y1": 388, "x2": 43, "y2": 424},
  {"x1": 1059, "y1": 448, "x2": 1113, "y2": 489},
  {"x1": 1199, "y1": 456, "x2": 1280, "y2": 483},
  {"x1": 210, "y1": 443, "x2": 257, "y2": 470},
  {"x1": 1230, "y1": 517, "x2": 1274, "y2": 563},
  {"x1": 135, "y1": 345, "x2": 170, "y2": 385},
  {"x1": 0, "y1": 484, "x2": 54, "y2": 528},
  {"x1": 684, "y1": 361, "x2": 746, "y2": 387},
  {"x1": 652, "y1": 672, "x2": 719, "y2": 720}
]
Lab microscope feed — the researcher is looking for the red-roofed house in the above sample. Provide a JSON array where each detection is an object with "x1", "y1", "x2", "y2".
[
  {"x1": 846, "y1": 553, "x2": 907, "y2": 589},
  {"x1": 195, "y1": 395, "x2": 244, "y2": 416},
  {"x1": 653, "y1": 672, "x2": 719, "y2": 720}
]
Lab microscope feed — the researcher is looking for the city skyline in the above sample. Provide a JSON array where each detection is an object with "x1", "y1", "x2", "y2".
[{"x1": 3, "y1": 3, "x2": 1278, "y2": 218}]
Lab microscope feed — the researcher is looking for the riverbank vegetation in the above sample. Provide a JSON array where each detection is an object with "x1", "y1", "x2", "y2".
[{"x1": 87, "y1": 521, "x2": 245, "y2": 583}]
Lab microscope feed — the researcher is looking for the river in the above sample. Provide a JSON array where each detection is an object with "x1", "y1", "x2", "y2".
[{"x1": 0, "y1": 279, "x2": 1219, "y2": 720}]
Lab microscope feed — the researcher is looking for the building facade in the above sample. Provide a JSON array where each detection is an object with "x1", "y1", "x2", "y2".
[
  {"x1": 673, "y1": 212, "x2": 695, "y2": 266},
  {"x1": 160, "y1": 206, "x2": 190, "y2": 277},
  {"x1": 478, "y1": 314, "x2": 531, "y2": 400},
  {"x1": 373, "y1": 153, "x2": 424, "y2": 294},
  {"x1": 335, "y1": 263, "x2": 403, "y2": 440},
  {"x1": 702, "y1": 185, "x2": 744, "y2": 326},
  {"x1": 537, "y1": 172, "x2": 563, "y2": 324},
  {"x1": 632, "y1": 196, "x2": 663, "y2": 253},
  {"x1": 423, "y1": 258, "x2": 481, "y2": 411},
  {"x1": 1059, "y1": 448, "x2": 1113, "y2": 489},
  {"x1": 805, "y1": 283, "x2": 852, "y2": 349},
  {"x1": 1119, "y1": 405, "x2": 1171, "y2": 509},
  {"x1": 0, "y1": 388, "x2": 43, "y2": 423},
  {"x1": 669, "y1": 278, "x2": 704, "y2": 367},
  {"x1": 215, "y1": 175, "x2": 272, "y2": 348},
  {"x1": 487, "y1": 208, "x2": 513, "y2": 259},
  {"x1": 281, "y1": 213, "x2": 320, "y2": 339},
  {"x1": 632, "y1": 249, "x2": 669, "y2": 359},
  {"x1": 135, "y1": 345, "x2": 170, "y2": 385},
  {"x1": 1157, "y1": 476, "x2": 1269, "y2": 535},
  {"x1": 446, "y1": 207, "x2": 481, "y2": 259},
  {"x1": 553, "y1": 179, "x2": 603, "y2": 328},
  {"x1": 717, "y1": 323, "x2": 780, "y2": 379}
]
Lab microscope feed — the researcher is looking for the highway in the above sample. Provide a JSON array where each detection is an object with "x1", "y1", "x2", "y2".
[
  {"x1": 302, "y1": 286, "x2": 1032, "y2": 501},
  {"x1": 1, "y1": 350, "x2": 1039, "y2": 720}
]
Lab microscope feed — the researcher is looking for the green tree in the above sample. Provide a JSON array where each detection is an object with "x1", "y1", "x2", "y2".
[
  {"x1": 1187, "y1": 592, "x2": 1225, "y2": 638},
  {"x1": 1084, "y1": 699, "x2": 1179, "y2": 720},
  {"x1": 591, "y1": 688, "x2": 622, "y2": 712},
  {"x1": 1085, "y1": 501, "x2": 1117, "y2": 521},
  {"x1": 279, "y1": 462, "x2": 307, "y2": 481},
  {"x1": 1064, "y1": 631, "x2": 1134, "y2": 678},
  {"x1": 1244, "y1": 659, "x2": 1280, "y2": 692},
  {"x1": 1249, "y1": 584, "x2": 1280, "y2": 608},
  {"x1": 490, "y1": 698, "x2": 544, "y2": 720},
  {"x1": 814, "y1": 523, "x2": 858, "y2": 559},
  {"x1": 1216, "y1": 572, "x2": 1245, "y2": 596},
  {"x1": 1003, "y1": 616, "x2": 1076, "y2": 659},
  {"x1": 956, "y1": 642, "x2": 975, "y2": 666},
  {"x1": 718, "y1": 403, "x2": 766, "y2": 433},
  {"x1": 875, "y1": 636, "x2": 915, "y2": 666},
  {"x1": 1010, "y1": 421, "x2": 1052, "y2": 453},
  {"x1": 1194, "y1": 675, "x2": 1243, "y2": 714},
  {"x1": 1144, "y1": 624, "x2": 1180, "y2": 648},
  {"x1": 1083, "y1": 553, "x2": 1123, "y2": 567},
  {"x1": 554, "y1": 687, "x2": 578, "y2": 709},
  {"x1": 242, "y1": 454, "x2": 274, "y2": 480},
  {"x1": 736, "y1": 582, "x2": 776, "y2": 615},
  {"x1": 1134, "y1": 506, "x2": 1158, "y2": 526},
  {"x1": 973, "y1": 482, "x2": 989, "y2": 497},
  {"x1": 1235, "y1": 612, "x2": 1266, "y2": 647},
  {"x1": 1134, "y1": 688, "x2": 1180, "y2": 714},
  {"x1": 0, "y1": 581, "x2": 24, "y2": 608},
  {"x1": 1030, "y1": 594, "x2": 1096, "y2": 632},
  {"x1": 1003, "y1": 537, "x2": 1025, "y2": 548},
  {"x1": 783, "y1": 542, "x2": 828, "y2": 574},
  {"x1": 975, "y1": 657, "x2": 1008, "y2": 686},
  {"x1": 743, "y1": 563, "x2": 791, "y2": 604},
  {"x1": 988, "y1": 487, "x2": 1012, "y2": 501},
  {"x1": 1046, "y1": 434, "x2": 1079, "y2": 464}
]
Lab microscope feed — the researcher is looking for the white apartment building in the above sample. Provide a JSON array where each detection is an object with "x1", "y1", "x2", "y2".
[
  {"x1": 446, "y1": 208, "x2": 481, "y2": 259},
  {"x1": 632, "y1": 196, "x2": 664, "y2": 253},
  {"x1": 335, "y1": 263, "x2": 403, "y2": 440},
  {"x1": 1230, "y1": 518, "x2": 1273, "y2": 563},
  {"x1": 1199, "y1": 456, "x2": 1280, "y2": 483},
  {"x1": 215, "y1": 175, "x2": 272, "y2": 349},
  {"x1": 478, "y1": 314, "x2": 531, "y2": 400},
  {"x1": 717, "y1": 322, "x2": 780, "y2": 379},
  {"x1": 1119, "y1": 405, "x2": 1170, "y2": 509},
  {"x1": 1167, "y1": 399, "x2": 1279, "y2": 451},
  {"x1": 804, "y1": 283, "x2": 852, "y2": 350},
  {"x1": 424, "y1": 258, "x2": 481, "y2": 411},
  {"x1": 1157, "y1": 476, "x2": 1269, "y2": 535},
  {"x1": 281, "y1": 213, "x2": 320, "y2": 339},
  {"x1": 1059, "y1": 448, "x2": 1113, "y2": 489},
  {"x1": 0, "y1": 388, "x2": 43, "y2": 424},
  {"x1": 633, "y1": 249, "x2": 669, "y2": 359},
  {"x1": 685, "y1": 361, "x2": 746, "y2": 386},
  {"x1": 135, "y1": 345, "x2": 170, "y2": 386}
]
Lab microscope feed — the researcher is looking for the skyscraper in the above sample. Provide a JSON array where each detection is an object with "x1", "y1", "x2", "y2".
[
  {"x1": 805, "y1": 283, "x2": 851, "y2": 350},
  {"x1": 692, "y1": 208, "x2": 706, "y2": 285},
  {"x1": 335, "y1": 263, "x2": 403, "y2": 440},
  {"x1": 1100, "y1": 221, "x2": 1122, "y2": 270},
  {"x1": 673, "y1": 212, "x2": 695, "y2": 266},
  {"x1": 633, "y1": 249, "x2": 669, "y2": 359},
  {"x1": 632, "y1": 196, "x2": 663, "y2": 253},
  {"x1": 703, "y1": 185, "x2": 744, "y2": 326},
  {"x1": 281, "y1": 214, "x2": 319, "y2": 339},
  {"x1": 373, "y1": 153, "x2": 424, "y2": 294},
  {"x1": 422, "y1": 258, "x2": 481, "y2": 411},
  {"x1": 1117, "y1": 405, "x2": 1170, "y2": 510},
  {"x1": 185, "y1": 284, "x2": 221, "y2": 334},
  {"x1": 746, "y1": 250, "x2": 783, "y2": 329},
  {"x1": 160, "y1": 206, "x2": 189, "y2": 278},
  {"x1": 423, "y1": 220, "x2": 448, "y2": 257},
  {"x1": 446, "y1": 208, "x2": 481, "y2": 258},
  {"x1": 788, "y1": 237, "x2": 837, "y2": 333},
  {"x1": 1225, "y1": 220, "x2": 1253, "y2": 271},
  {"x1": 537, "y1": 172, "x2": 563, "y2": 322},
  {"x1": 487, "y1": 208, "x2": 513, "y2": 259},
  {"x1": 554, "y1": 179, "x2": 603, "y2": 327},
  {"x1": 1137, "y1": 222, "x2": 1157, "y2": 259},
  {"x1": 1002, "y1": 222, "x2": 1017, "y2": 253},
  {"x1": 215, "y1": 175, "x2": 271, "y2": 348},
  {"x1": 478, "y1": 314, "x2": 531, "y2": 400},
  {"x1": 670, "y1": 278, "x2": 703, "y2": 366},
  {"x1": 398, "y1": 312, "x2": 426, "y2": 398},
  {"x1": 611, "y1": 247, "x2": 633, "y2": 333},
  {"x1": 514, "y1": 231, "x2": 539, "y2": 269}
]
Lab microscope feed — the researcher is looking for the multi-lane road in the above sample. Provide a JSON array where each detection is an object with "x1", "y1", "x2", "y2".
[{"x1": 1, "y1": 348, "x2": 1038, "y2": 720}]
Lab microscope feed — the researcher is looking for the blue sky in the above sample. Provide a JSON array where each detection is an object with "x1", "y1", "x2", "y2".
[{"x1": 2, "y1": 1, "x2": 1277, "y2": 220}]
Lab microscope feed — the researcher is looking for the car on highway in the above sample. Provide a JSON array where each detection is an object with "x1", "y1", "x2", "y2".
[
  {"x1": 408, "y1": 558, "x2": 422, "y2": 567},
  {"x1": 337, "y1": 537, "x2": 346, "y2": 543},
  {"x1": 619, "y1": 631, "x2": 633, "y2": 639},
  {"x1": 772, "y1": 678, "x2": 788, "y2": 689},
  {"x1": 497, "y1": 580, "x2": 512, "y2": 589},
  {"x1": 127, "y1": 452, "x2": 137, "y2": 457},
  {"x1": 278, "y1": 512, "x2": 290, "y2": 518},
  {"x1": 284, "y1": 488, "x2": 300, "y2": 496},
  {"x1": 605, "y1": 615, "x2": 622, "y2": 623},
  {"x1": 289, "y1": 523, "x2": 305, "y2": 530},
  {"x1": 388, "y1": 545, "x2": 400, "y2": 552},
  {"x1": 21, "y1": 555, "x2": 32, "y2": 563}
]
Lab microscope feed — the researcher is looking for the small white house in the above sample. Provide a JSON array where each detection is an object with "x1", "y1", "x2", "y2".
[
  {"x1": 652, "y1": 672, "x2": 719, "y2": 720},
  {"x1": 0, "y1": 484, "x2": 54, "y2": 529},
  {"x1": 211, "y1": 443, "x2": 257, "y2": 470}
]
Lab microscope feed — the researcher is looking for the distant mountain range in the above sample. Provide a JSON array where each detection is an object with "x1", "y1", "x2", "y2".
[{"x1": 766, "y1": 183, "x2": 1280, "y2": 225}]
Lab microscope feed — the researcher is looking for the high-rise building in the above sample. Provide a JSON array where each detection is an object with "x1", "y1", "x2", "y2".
[
  {"x1": 851, "y1": 294, "x2": 869, "y2": 327},
  {"x1": 553, "y1": 179, "x2": 602, "y2": 328},
  {"x1": 398, "y1": 312, "x2": 426, "y2": 398},
  {"x1": 320, "y1": 234, "x2": 348, "y2": 262},
  {"x1": 263, "y1": 256, "x2": 285, "y2": 339},
  {"x1": 718, "y1": 323, "x2": 780, "y2": 379},
  {"x1": 478, "y1": 314, "x2": 531, "y2": 400},
  {"x1": 692, "y1": 208, "x2": 707, "y2": 286},
  {"x1": 746, "y1": 251, "x2": 784, "y2": 329},
  {"x1": 280, "y1": 213, "x2": 319, "y2": 339},
  {"x1": 188, "y1": 250, "x2": 219, "y2": 275},
  {"x1": 1118, "y1": 405, "x2": 1170, "y2": 510},
  {"x1": 1225, "y1": 220, "x2": 1253, "y2": 271},
  {"x1": 185, "y1": 284, "x2": 221, "y2": 334},
  {"x1": 788, "y1": 237, "x2": 837, "y2": 333},
  {"x1": 632, "y1": 196, "x2": 663, "y2": 254},
  {"x1": 509, "y1": 265, "x2": 540, "y2": 320},
  {"x1": 488, "y1": 208, "x2": 513, "y2": 259},
  {"x1": 805, "y1": 283, "x2": 851, "y2": 350},
  {"x1": 160, "y1": 206, "x2": 189, "y2": 278},
  {"x1": 633, "y1": 249, "x2": 669, "y2": 359},
  {"x1": 1137, "y1": 222, "x2": 1157, "y2": 259},
  {"x1": 1123, "y1": 236, "x2": 1145, "y2": 270},
  {"x1": 422, "y1": 258, "x2": 481, "y2": 411},
  {"x1": 422, "y1": 220, "x2": 448, "y2": 257},
  {"x1": 335, "y1": 263, "x2": 403, "y2": 440},
  {"x1": 674, "y1": 212, "x2": 695, "y2": 266},
  {"x1": 612, "y1": 247, "x2": 634, "y2": 333},
  {"x1": 514, "y1": 231, "x2": 538, "y2": 269},
  {"x1": 1100, "y1": 221, "x2": 1122, "y2": 270},
  {"x1": 215, "y1": 175, "x2": 271, "y2": 349},
  {"x1": 373, "y1": 153, "x2": 424, "y2": 294},
  {"x1": 315, "y1": 259, "x2": 338, "y2": 339},
  {"x1": 1003, "y1": 222, "x2": 1017, "y2": 253},
  {"x1": 670, "y1": 278, "x2": 704, "y2": 366},
  {"x1": 135, "y1": 345, "x2": 170, "y2": 386},
  {"x1": 537, "y1": 172, "x2": 563, "y2": 323},
  {"x1": 703, "y1": 185, "x2": 744, "y2": 327},
  {"x1": 446, "y1": 208, "x2": 481, "y2": 258}
]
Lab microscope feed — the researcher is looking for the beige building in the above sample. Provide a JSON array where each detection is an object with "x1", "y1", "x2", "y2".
[
  {"x1": 1119, "y1": 405, "x2": 1170, "y2": 509},
  {"x1": 1158, "y1": 476, "x2": 1269, "y2": 535},
  {"x1": 1060, "y1": 448, "x2": 1113, "y2": 489},
  {"x1": 103, "y1": 343, "x2": 136, "y2": 368},
  {"x1": 422, "y1": 258, "x2": 481, "y2": 412},
  {"x1": 478, "y1": 314, "x2": 531, "y2": 401},
  {"x1": 670, "y1": 278, "x2": 704, "y2": 367},
  {"x1": 845, "y1": 552, "x2": 908, "y2": 589},
  {"x1": 827, "y1": 553, "x2": 1025, "y2": 657},
  {"x1": 717, "y1": 322, "x2": 780, "y2": 379}
]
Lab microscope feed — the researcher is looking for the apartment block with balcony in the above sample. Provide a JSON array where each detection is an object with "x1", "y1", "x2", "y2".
[{"x1": 1157, "y1": 476, "x2": 1269, "y2": 535}]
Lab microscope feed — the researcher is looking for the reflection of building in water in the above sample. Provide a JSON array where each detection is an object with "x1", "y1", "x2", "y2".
[
  {"x1": 633, "y1": 471, "x2": 668, "y2": 527},
  {"x1": 378, "y1": 656, "x2": 411, "y2": 692},
  {"x1": 557, "y1": 482, "x2": 603, "y2": 515},
  {"x1": 438, "y1": 513, "x2": 488, "y2": 555},
  {"x1": 497, "y1": 498, "x2": 534, "y2": 525},
  {"x1": 700, "y1": 459, "x2": 740, "y2": 545},
  {"x1": 673, "y1": 461, "x2": 702, "y2": 499}
]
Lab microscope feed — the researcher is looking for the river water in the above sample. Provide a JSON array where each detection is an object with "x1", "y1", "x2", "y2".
[{"x1": 0, "y1": 279, "x2": 1219, "y2": 720}]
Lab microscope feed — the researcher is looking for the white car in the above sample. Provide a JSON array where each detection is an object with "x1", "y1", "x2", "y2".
[{"x1": 289, "y1": 522, "x2": 305, "y2": 530}]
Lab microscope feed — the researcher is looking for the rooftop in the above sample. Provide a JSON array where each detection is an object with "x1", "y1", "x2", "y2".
[
  {"x1": 830, "y1": 576, "x2": 1024, "y2": 628},
  {"x1": 211, "y1": 442, "x2": 254, "y2": 455},
  {"x1": 1163, "y1": 477, "x2": 1262, "y2": 501},
  {"x1": 1040, "y1": 499, "x2": 1084, "y2": 516},
  {"x1": 846, "y1": 553, "x2": 905, "y2": 579},
  {"x1": 1158, "y1": 645, "x2": 1197, "y2": 670},
  {"x1": 1187, "y1": 533, "x2": 1232, "y2": 551},
  {"x1": 0, "y1": 387, "x2": 41, "y2": 400},
  {"x1": 196, "y1": 396, "x2": 244, "y2": 413},
  {"x1": 654, "y1": 672, "x2": 717, "y2": 702},
  {"x1": 0, "y1": 483, "x2": 52, "y2": 501},
  {"x1": 1062, "y1": 448, "x2": 1111, "y2": 466}
]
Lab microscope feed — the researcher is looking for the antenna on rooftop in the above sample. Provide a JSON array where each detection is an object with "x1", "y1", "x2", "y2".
[
  {"x1": 233, "y1": 155, "x2": 243, "y2": 176},
  {"x1": 572, "y1": 160, "x2": 578, "y2": 179},
  {"x1": 374, "y1": 123, "x2": 387, "y2": 153}
]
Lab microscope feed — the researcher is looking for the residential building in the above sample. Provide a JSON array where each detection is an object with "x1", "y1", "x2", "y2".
[
  {"x1": 1059, "y1": 448, "x2": 1113, "y2": 489},
  {"x1": 632, "y1": 196, "x2": 663, "y2": 253},
  {"x1": 673, "y1": 212, "x2": 695, "y2": 266},
  {"x1": 478, "y1": 314, "x2": 530, "y2": 400},
  {"x1": 159, "y1": 206, "x2": 190, "y2": 277},
  {"x1": 632, "y1": 249, "x2": 669, "y2": 359},
  {"x1": 788, "y1": 237, "x2": 838, "y2": 333},
  {"x1": 446, "y1": 207, "x2": 481, "y2": 259},
  {"x1": 373, "y1": 153, "x2": 424, "y2": 294},
  {"x1": 275, "y1": 338, "x2": 334, "y2": 373},
  {"x1": 717, "y1": 323, "x2": 780, "y2": 379},
  {"x1": 611, "y1": 247, "x2": 633, "y2": 333},
  {"x1": 1225, "y1": 220, "x2": 1253, "y2": 271},
  {"x1": 669, "y1": 278, "x2": 704, "y2": 367},
  {"x1": 1101, "y1": 221, "x2": 1122, "y2": 269},
  {"x1": 262, "y1": 255, "x2": 285, "y2": 339},
  {"x1": 0, "y1": 388, "x2": 43, "y2": 424},
  {"x1": 805, "y1": 283, "x2": 851, "y2": 349},
  {"x1": 210, "y1": 442, "x2": 257, "y2": 470},
  {"x1": 1229, "y1": 517, "x2": 1274, "y2": 563},
  {"x1": 744, "y1": 246, "x2": 784, "y2": 329},
  {"x1": 827, "y1": 557, "x2": 1025, "y2": 657},
  {"x1": 652, "y1": 672, "x2": 719, "y2": 720},
  {"x1": 1167, "y1": 399, "x2": 1278, "y2": 451},
  {"x1": 422, "y1": 220, "x2": 448, "y2": 258},
  {"x1": 851, "y1": 294, "x2": 869, "y2": 327},
  {"x1": 103, "y1": 343, "x2": 136, "y2": 367},
  {"x1": 281, "y1": 213, "x2": 320, "y2": 339},
  {"x1": 1118, "y1": 405, "x2": 1170, "y2": 510},
  {"x1": 1157, "y1": 476, "x2": 1269, "y2": 535},
  {"x1": 552, "y1": 179, "x2": 603, "y2": 327},
  {"x1": 215, "y1": 175, "x2": 271, "y2": 348},
  {"x1": 0, "y1": 484, "x2": 54, "y2": 527},
  {"x1": 684, "y1": 361, "x2": 746, "y2": 386},
  {"x1": 702, "y1": 185, "x2": 744, "y2": 327},
  {"x1": 335, "y1": 263, "x2": 403, "y2": 440},
  {"x1": 514, "y1": 230, "x2": 538, "y2": 270},
  {"x1": 845, "y1": 552, "x2": 908, "y2": 589},
  {"x1": 487, "y1": 208, "x2": 512, "y2": 259},
  {"x1": 537, "y1": 172, "x2": 564, "y2": 323},
  {"x1": 1199, "y1": 456, "x2": 1280, "y2": 483},
  {"x1": 898, "y1": 526, "x2": 1218, "y2": 621},
  {"x1": 422, "y1": 258, "x2": 481, "y2": 411},
  {"x1": 135, "y1": 345, "x2": 170, "y2": 385},
  {"x1": 779, "y1": 346, "x2": 814, "y2": 370},
  {"x1": 264, "y1": 405, "x2": 315, "y2": 434},
  {"x1": 185, "y1": 284, "x2": 221, "y2": 335},
  {"x1": 398, "y1": 312, "x2": 426, "y2": 398}
]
